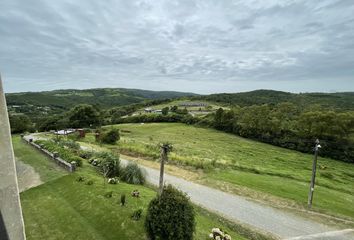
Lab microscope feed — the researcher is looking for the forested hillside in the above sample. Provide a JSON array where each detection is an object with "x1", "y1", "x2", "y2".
[
  {"x1": 6, "y1": 88, "x2": 196, "y2": 124},
  {"x1": 192, "y1": 90, "x2": 354, "y2": 111},
  {"x1": 6, "y1": 88, "x2": 196, "y2": 109}
]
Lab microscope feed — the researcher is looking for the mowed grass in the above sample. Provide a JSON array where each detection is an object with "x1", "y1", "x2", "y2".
[
  {"x1": 12, "y1": 135, "x2": 67, "y2": 182},
  {"x1": 16, "y1": 136, "x2": 246, "y2": 240},
  {"x1": 100, "y1": 123, "x2": 354, "y2": 219}
]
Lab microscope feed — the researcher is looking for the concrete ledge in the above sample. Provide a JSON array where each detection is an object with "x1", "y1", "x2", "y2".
[{"x1": 0, "y1": 75, "x2": 26, "y2": 240}]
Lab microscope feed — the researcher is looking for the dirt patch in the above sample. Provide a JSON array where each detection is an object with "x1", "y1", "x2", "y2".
[{"x1": 15, "y1": 160, "x2": 43, "y2": 192}]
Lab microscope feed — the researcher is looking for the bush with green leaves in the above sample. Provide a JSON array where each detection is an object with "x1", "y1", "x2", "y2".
[
  {"x1": 121, "y1": 162, "x2": 145, "y2": 185},
  {"x1": 145, "y1": 185, "x2": 195, "y2": 240},
  {"x1": 70, "y1": 156, "x2": 83, "y2": 167},
  {"x1": 101, "y1": 128, "x2": 120, "y2": 144},
  {"x1": 79, "y1": 150, "x2": 93, "y2": 159},
  {"x1": 95, "y1": 152, "x2": 120, "y2": 178}
]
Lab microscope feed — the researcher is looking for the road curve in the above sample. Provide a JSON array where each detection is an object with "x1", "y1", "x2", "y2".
[{"x1": 121, "y1": 158, "x2": 353, "y2": 239}]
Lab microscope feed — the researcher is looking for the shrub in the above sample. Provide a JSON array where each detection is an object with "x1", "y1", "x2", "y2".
[
  {"x1": 120, "y1": 194, "x2": 126, "y2": 206},
  {"x1": 69, "y1": 156, "x2": 83, "y2": 167},
  {"x1": 79, "y1": 150, "x2": 93, "y2": 159},
  {"x1": 101, "y1": 128, "x2": 120, "y2": 144},
  {"x1": 131, "y1": 208, "x2": 143, "y2": 221},
  {"x1": 96, "y1": 152, "x2": 120, "y2": 178},
  {"x1": 121, "y1": 163, "x2": 145, "y2": 185},
  {"x1": 145, "y1": 185, "x2": 195, "y2": 240}
]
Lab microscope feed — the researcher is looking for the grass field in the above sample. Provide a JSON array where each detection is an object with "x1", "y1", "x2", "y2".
[
  {"x1": 94, "y1": 123, "x2": 354, "y2": 220},
  {"x1": 134, "y1": 99, "x2": 228, "y2": 116},
  {"x1": 14, "y1": 135, "x2": 247, "y2": 240}
]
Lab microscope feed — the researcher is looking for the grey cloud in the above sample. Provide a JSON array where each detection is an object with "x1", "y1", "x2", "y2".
[{"x1": 0, "y1": 0, "x2": 353, "y2": 93}]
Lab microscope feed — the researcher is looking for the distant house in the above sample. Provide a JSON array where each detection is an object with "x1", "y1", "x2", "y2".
[
  {"x1": 178, "y1": 102, "x2": 208, "y2": 107},
  {"x1": 144, "y1": 108, "x2": 162, "y2": 114}
]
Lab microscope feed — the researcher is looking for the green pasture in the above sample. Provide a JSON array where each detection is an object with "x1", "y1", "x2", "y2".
[{"x1": 97, "y1": 123, "x2": 354, "y2": 220}]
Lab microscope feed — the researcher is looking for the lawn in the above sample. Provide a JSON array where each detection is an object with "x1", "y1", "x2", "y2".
[
  {"x1": 95, "y1": 123, "x2": 354, "y2": 220},
  {"x1": 14, "y1": 135, "x2": 247, "y2": 240}
]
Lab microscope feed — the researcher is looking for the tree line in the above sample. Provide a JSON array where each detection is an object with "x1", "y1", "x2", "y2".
[{"x1": 209, "y1": 104, "x2": 354, "y2": 163}]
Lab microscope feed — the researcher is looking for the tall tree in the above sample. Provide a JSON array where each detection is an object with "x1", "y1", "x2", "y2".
[
  {"x1": 68, "y1": 104, "x2": 101, "y2": 128},
  {"x1": 9, "y1": 114, "x2": 32, "y2": 133}
]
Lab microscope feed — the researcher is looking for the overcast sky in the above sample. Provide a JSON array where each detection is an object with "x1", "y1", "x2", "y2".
[{"x1": 1, "y1": 0, "x2": 354, "y2": 93}]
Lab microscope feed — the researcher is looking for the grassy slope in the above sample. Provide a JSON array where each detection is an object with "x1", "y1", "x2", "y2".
[
  {"x1": 103, "y1": 123, "x2": 354, "y2": 219},
  {"x1": 14, "y1": 136, "x2": 246, "y2": 240},
  {"x1": 12, "y1": 135, "x2": 67, "y2": 182}
]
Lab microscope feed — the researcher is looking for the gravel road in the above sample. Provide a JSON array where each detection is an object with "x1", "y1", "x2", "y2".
[{"x1": 121, "y1": 158, "x2": 354, "y2": 240}]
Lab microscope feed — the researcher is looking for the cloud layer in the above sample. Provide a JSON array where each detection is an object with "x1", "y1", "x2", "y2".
[{"x1": 1, "y1": 0, "x2": 354, "y2": 93}]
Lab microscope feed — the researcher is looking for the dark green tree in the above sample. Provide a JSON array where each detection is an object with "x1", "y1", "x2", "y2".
[
  {"x1": 145, "y1": 185, "x2": 195, "y2": 240},
  {"x1": 101, "y1": 128, "x2": 120, "y2": 144},
  {"x1": 161, "y1": 107, "x2": 169, "y2": 116},
  {"x1": 170, "y1": 105, "x2": 178, "y2": 112},
  {"x1": 9, "y1": 114, "x2": 33, "y2": 133},
  {"x1": 68, "y1": 104, "x2": 101, "y2": 128}
]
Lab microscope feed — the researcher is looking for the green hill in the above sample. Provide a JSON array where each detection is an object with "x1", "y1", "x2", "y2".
[
  {"x1": 6, "y1": 88, "x2": 197, "y2": 108},
  {"x1": 5, "y1": 88, "x2": 197, "y2": 120},
  {"x1": 192, "y1": 90, "x2": 354, "y2": 110}
]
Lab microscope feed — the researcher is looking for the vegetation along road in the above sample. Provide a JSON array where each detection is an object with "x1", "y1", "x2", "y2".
[{"x1": 119, "y1": 157, "x2": 354, "y2": 239}]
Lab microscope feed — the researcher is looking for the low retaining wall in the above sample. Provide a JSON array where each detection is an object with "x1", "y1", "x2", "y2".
[{"x1": 22, "y1": 137, "x2": 76, "y2": 172}]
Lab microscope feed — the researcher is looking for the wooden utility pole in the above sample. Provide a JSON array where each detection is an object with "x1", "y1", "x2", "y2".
[
  {"x1": 158, "y1": 143, "x2": 172, "y2": 197},
  {"x1": 308, "y1": 139, "x2": 321, "y2": 208}
]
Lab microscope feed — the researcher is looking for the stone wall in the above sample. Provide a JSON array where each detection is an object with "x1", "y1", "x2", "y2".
[{"x1": 23, "y1": 138, "x2": 76, "y2": 172}]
